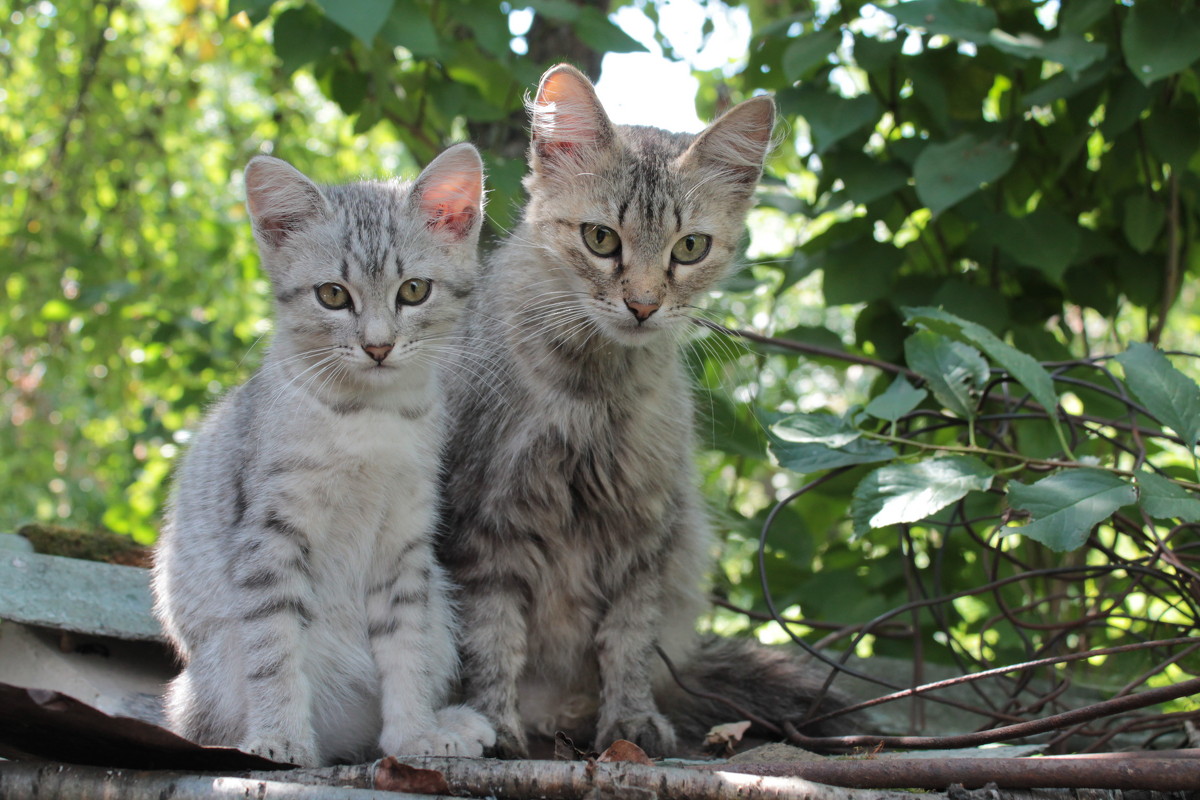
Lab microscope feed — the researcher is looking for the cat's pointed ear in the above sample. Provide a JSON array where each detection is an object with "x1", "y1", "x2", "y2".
[
  {"x1": 244, "y1": 156, "x2": 329, "y2": 249},
  {"x1": 529, "y1": 63, "x2": 615, "y2": 168},
  {"x1": 412, "y1": 143, "x2": 485, "y2": 241},
  {"x1": 680, "y1": 95, "x2": 776, "y2": 190}
]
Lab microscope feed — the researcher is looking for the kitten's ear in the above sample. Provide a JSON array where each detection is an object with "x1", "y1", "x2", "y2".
[
  {"x1": 529, "y1": 63, "x2": 615, "y2": 168},
  {"x1": 680, "y1": 95, "x2": 776, "y2": 189},
  {"x1": 244, "y1": 156, "x2": 329, "y2": 249},
  {"x1": 412, "y1": 143, "x2": 485, "y2": 241}
]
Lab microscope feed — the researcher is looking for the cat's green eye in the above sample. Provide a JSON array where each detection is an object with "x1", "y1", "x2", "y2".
[
  {"x1": 581, "y1": 223, "x2": 621, "y2": 257},
  {"x1": 315, "y1": 282, "x2": 352, "y2": 310},
  {"x1": 671, "y1": 233, "x2": 711, "y2": 265},
  {"x1": 398, "y1": 278, "x2": 431, "y2": 306}
]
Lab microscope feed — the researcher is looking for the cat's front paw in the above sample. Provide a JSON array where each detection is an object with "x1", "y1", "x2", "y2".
[
  {"x1": 382, "y1": 705, "x2": 497, "y2": 758},
  {"x1": 487, "y1": 721, "x2": 529, "y2": 759},
  {"x1": 595, "y1": 711, "x2": 677, "y2": 757},
  {"x1": 240, "y1": 733, "x2": 320, "y2": 767}
]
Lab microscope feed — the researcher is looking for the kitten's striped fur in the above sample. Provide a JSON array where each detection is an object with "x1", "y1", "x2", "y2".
[
  {"x1": 153, "y1": 145, "x2": 494, "y2": 766},
  {"x1": 438, "y1": 65, "x2": 847, "y2": 758}
]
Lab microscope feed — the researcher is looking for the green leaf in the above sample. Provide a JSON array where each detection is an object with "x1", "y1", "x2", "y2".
[
  {"x1": 782, "y1": 28, "x2": 841, "y2": 81},
  {"x1": 1137, "y1": 471, "x2": 1200, "y2": 523},
  {"x1": 1005, "y1": 469, "x2": 1136, "y2": 552},
  {"x1": 835, "y1": 154, "x2": 909, "y2": 205},
  {"x1": 985, "y1": 206, "x2": 1081, "y2": 282},
  {"x1": 821, "y1": 239, "x2": 904, "y2": 305},
  {"x1": 1122, "y1": 3, "x2": 1200, "y2": 86},
  {"x1": 1122, "y1": 195, "x2": 1165, "y2": 254},
  {"x1": 904, "y1": 329, "x2": 988, "y2": 420},
  {"x1": 904, "y1": 307, "x2": 1063, "y2": 440},
  {"x1": 1059, "y1": 0, "x2": 1111, "y2": 33},
  {"x1": 865, "y1": 375, "x2": 928, "y2": 423},
  {"x1": 887, "y1": 0, "x2": 996, "y2": 43},
  {"x1": 1115, "y1": 342, "x2": 1200, "y2": 449},
  {"x1": 986, "y1": 30, "x2": 1106, "y2": 76},
  {"x1": 380, "y1": 0, "x2": 442, "y2": 58},
  {"x1": 316, "y1": 0, "x2": 394, "y2": 44},
  {"x1": 773, "y1": 413, "x2": 862, "y2": 449},
  {"x1": 851, "y1": 456, "x2": 995, "y2": 537},
  {"x1": 229, "y1": 0, "x2": 275, "y2": 24},
  {"x1": 272, "y1": 6, "x2": 348, "y2": 74},
  {"x1": 770, "y1": 437, "x2": 897, "y2": 475},
  {"x1": 781, "y1": 86, "x2": 881, "y2": 155},
  {"x1": 913, "y1": 135, "x2": 1017, "y2": 215},
  {"x1": 527, "y1": 0, "x2": 580, "y2": 22},
  {"x1": 573, "y1": 7, "x2": 647, "y2": 54}
]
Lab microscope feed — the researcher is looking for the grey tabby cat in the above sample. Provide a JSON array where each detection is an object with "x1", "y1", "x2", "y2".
[
  {"x1": 439, "y1": 64, "x2": 848, "y2": 758},
  {"x1": 153, "y1": 144, "x2": 495, "y2": 767}
]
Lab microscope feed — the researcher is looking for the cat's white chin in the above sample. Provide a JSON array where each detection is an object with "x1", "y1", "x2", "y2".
[{"x1": 603, "y1": 324, "x2": 671, "y2": 348}]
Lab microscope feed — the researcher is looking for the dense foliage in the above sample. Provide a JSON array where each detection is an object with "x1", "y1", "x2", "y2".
[{"x1": 3, "y1": 0, "x2": 1198, "y2": 736}]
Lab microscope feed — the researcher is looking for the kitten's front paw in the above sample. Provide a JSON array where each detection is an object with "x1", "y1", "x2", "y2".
[
  {"x1": 382, "y1": 705, "x2": 497, "y2": 758},
  {"x1": 488, "y1": 722, "x2": 529, "y2": 760},
  {"x1": 240, "y1": 734, "x2": 320, "y2": 767},
  {"x1": 595, "y1": 711, "x2": 677, "y2": 757}
]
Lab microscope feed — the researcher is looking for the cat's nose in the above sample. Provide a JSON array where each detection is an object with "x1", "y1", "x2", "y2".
[
  {"x1": 625, "y1": 300, "x2": 660, "y2": 322},
  {"x1": 363, "y1": 344, "x2": 394, "y2": 363}
]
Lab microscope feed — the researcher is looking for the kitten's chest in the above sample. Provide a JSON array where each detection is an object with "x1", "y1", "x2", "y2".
[{"x1": 266, "y1": 406, "x2": 438, "y2": 540}]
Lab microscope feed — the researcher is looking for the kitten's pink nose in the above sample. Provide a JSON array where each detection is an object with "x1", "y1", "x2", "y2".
[
  {"x1": 625, "y1": 300, "x2": 660, "y2": 322},
  {"x1": 363, "y1": 344, "x2": 393, "y2": 364}
]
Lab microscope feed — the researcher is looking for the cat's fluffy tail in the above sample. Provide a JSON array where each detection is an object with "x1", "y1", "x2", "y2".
[{"x1": 658, "y1": 636, "x2": 858, "y2": 749}]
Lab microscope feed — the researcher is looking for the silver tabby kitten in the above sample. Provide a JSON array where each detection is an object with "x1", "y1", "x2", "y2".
[
  {"x1": 439, "y1": 65, "x2": 846, "y2": 758},
  {"x1": 153, "y1": 144, "x2": 495, "y2": 767}
]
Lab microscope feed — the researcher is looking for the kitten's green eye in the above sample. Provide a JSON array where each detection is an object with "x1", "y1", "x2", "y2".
[
  {"x1": 582, "y1": 223, "x2": 621, "y2": 257},
  {"x1": 671, "y1": 233, "x2": 711, "y2": 265},
  {"x1": 398, "y1": 278, "x2": 431, "y2": 306},
  {"x1": 315, "y1": 282, "x2": 352, "y2": 310}
]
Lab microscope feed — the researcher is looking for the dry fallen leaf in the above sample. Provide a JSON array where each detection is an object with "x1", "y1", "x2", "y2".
[
  {"x1": 704, "y1": 720, "x2": 752, "y2": 755},
  {"x1": 597, "y1": 739, "x2": 654, "y2": 766}
]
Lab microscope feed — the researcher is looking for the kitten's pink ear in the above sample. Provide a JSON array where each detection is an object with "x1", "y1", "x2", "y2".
[
  {"x1": 530, "y1": 63, "x2": 615, "y2": 167},
  {"x1": 680, "y1": 95, "x2": 776, "y2": 189},
  {"x1": 244, "y1": 156, "x2": 328, "y2": 249},
  {"x1": 413, "y1": 143, "x2": 485, "y2": 241}
]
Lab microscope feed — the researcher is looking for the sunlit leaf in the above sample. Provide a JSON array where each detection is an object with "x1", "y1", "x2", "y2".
[
  {"x1": 773, "y1": 413, "x2": 862, "y2": 448},
  {"x1": 851, "y1": 456, "x2": 995, "y2": 537}
]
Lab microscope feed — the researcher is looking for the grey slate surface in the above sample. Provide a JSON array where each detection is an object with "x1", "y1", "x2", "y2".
[{"x1": 0, "y1": 550, "x2": 163, "y2": 642}]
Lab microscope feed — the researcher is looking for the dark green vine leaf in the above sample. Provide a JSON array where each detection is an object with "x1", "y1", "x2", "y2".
[
  {"x1": 572, "y1": 7, "x2": 647, "y2": 54},
  {"x1": 851, "y1": 456, "x2": 995, "y2": 537},
  {"x1": 771, "y1": 438, "x2": 897, "y2": 475},
  {"x1": 380, "y1": 0, "x2": 443, "y2": 58},
  {"x1": 316, "y1": 0, "x2": 394, "y2": 44},
  {"x1": 886, "y1": 0, "x2": 996, "y2": 43},
  {"x1": 986, "y1": 31, "x2": 1106, "y2": 77},
  {"x1": 905, "y1": 307, "x2": 1063, "y2": 443},
  {"x1": 1123, "y1": 195, "x2": 1165, "y2": 254},
  {"x1": 904, "y1": 329, "x2": 988, "y2": 421},
  {"x1": 781, "y1": 86, "x2": 881, "y2": 154},
  {"x1": 1115, "y1": 342, "x2": 1200, "y2": 449},
  {"x1": 782, "y1": 28, "x2": 840, "y2": 81},
  {"x1": 913, "y1": 135, "x2": 1018, "y2": 215},
  {"x1": 864, "y1": 375, "x2": 927, "y2": 423},
  {"x1": 1122, "y1": 3, "x2": 1200, "y2": 86},
  {"x1": 1137, "y1": 471, "x2": 1200, "y2": 523},
  {"x1": 1006, "y1": 469, "x2": 1137, "y2": 552}
]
